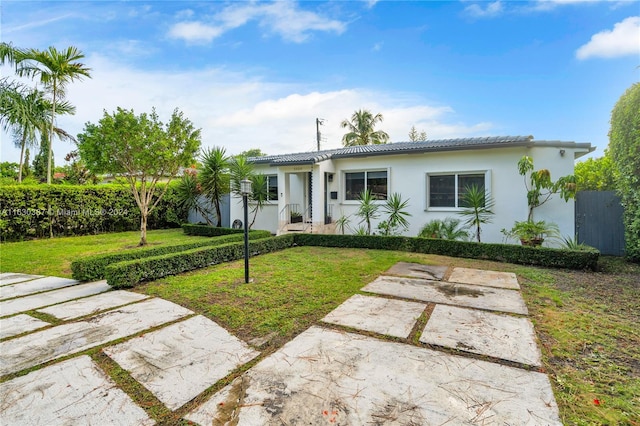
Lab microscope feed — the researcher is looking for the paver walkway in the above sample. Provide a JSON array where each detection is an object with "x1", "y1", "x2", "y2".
[{"x1": 0, "y1": 267, "x2": 561, "y2": 425}]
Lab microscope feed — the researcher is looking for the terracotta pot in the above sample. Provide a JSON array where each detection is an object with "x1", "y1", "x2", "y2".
[{"x1": 520, "y1": 237, "x2": 544, "y2": 247}]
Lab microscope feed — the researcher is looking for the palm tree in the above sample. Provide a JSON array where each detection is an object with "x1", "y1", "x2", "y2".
[
  {"x1": 0, "y1": 80, "x2": 75, "y2": 182},
  {"x1": 199, "y1": 146, "x2": 230, "y2": 227},
  {"x1": 15, "y1": 46, "x2": 91, "y2": 184},
  {"x1": 340, "y1": 109, "x2": 390, "y2": 147},
  {"x1": 380, "y1": 192, "x2": 411, "y2": 235},
  {"x1": 248, "y1": 174, "x2": 268, "y2": 229},
  {"x1": 356, "y1": 189, "x2": 380, "y2": 235},
  {"x1": 459, "y1": 184, "x2": 495, "y2": 243}
]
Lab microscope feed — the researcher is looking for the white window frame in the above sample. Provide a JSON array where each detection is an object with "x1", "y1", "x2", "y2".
[
  {"x1": 425, "y1": 170, "x2": 491, "y2": 211},
  {"x1": 266, "y1": 175, "x2": 278, "y2": 202},
  {"x1": 342, "y1": 169, "x2": 390, "y2": 203}
]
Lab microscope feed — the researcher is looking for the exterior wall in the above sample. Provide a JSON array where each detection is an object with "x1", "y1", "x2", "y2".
[{"x1": 231, "y1": 144, "x2": 587, "y2": 244}]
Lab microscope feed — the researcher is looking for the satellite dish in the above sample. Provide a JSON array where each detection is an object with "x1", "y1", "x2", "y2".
[{"x1": 232, "y1": 219, "x2": 243, "y2": 229}]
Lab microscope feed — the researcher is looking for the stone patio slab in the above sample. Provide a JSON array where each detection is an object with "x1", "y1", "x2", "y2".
[
  {"x1": 104, "y1": 315, "x2": 259, "y2": 410},
  {"x1": 0, "y1": 276, "x2": 79, "y2": 300},
  {"x1": 420, "y1": 305, "x2": 542, "y2": 366},
  {"x1": 449, "y1": 267, "x2": 520, "y2": 290},
  {"x1": 0, "y1": 314, "x2": 50, "y2": 339},
  {"x1": 0, "y1": 298, "x2": 193, "y2": 376},
  {"x1": 362, "y1": 276, "x2": 528, "y2": 315},
  {"x1": 0, "y1": 273, "x2": 43, "y2": 286},
  {"x1": 0, "y1": 280, "x2": 111, "y2": 317},
  {"x1": 321, "y1": 294, "x2": 426, "y2": 338},
  {"x1": 0, "y1": 355, "x2": 154, "y2": 425},
  {"x1": 186, "y1": 326, "x2": 560, "y2": 425},
  {"x1": 38, "y1": 290, "x2": 149, "y2": 320},
  {"x1": 384, "y1": 262, "x2": 448, "y2": 280}
]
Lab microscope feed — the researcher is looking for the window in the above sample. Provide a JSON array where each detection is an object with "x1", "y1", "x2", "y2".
[
  {"x1": 345, "y1": 170, "x2": 387, "y2": 200},
  {"x1": 267, "y1": 175, "x2": 278, "y2": 201},
  {"x1": 428, "y1": 172, "x2": 486, "y2": 208}
]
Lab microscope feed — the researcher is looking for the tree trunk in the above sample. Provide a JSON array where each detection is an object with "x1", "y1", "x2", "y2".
[
  {"x1": 18, "y1": 132, "x2": 26, "y2": 183},
  {"x1": 139, "y1": 210, "x2": 148, "y2": 246},
  {"x1": 214, "y1": 198, "x2": 222, "y2": 227},
  {"x1": 47, "y1": 83, "x2": 57, "y2": 185}
]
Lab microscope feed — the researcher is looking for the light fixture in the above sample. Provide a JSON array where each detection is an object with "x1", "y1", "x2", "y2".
[
  {"x1": 559, "y1": 149, "x2": 565, "y2": 157},
  {"x1": 240, "y1": 179, "x2": 252, "y2": 283}
]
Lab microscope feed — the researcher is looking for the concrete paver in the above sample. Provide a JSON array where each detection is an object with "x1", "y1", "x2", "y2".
[
  {"x1": 0, "y1": 314, "x2": 49, "y2": 339},
  {"x1": 0, "y1": 355, "x2": 154, "y2": 425},
  {"x1": 363, "y1": 275, "x2": 528, "y2": 314},
  {"x1": 38, "y1": 290, "x2": 149, "y2": 320},
  {"x1": 0, "y1": 280, "x2": 111, "y2": 317},
  {"x1": 0, "y1": 276, "x2": 79, "y2": 300},
  {"x1": 186, "y1": 326, "x2": 561, "y2": 425},
  {"x1": 384, "y1": 262, "x2": 448, "y2": 280},
  {"x1": 420, "y1": 304, "x2": 542, "y2": 366},
  {"x1": 0, "y1": 273, "x2": 43, "y2": 286},
  {"x1": 449, "y1": 267, "x2": 520, "y2": 290},
  {"x1": 322, "y1": 294, "x2": 426, "y2": 338},
  {"x1": 104, "y1": 315, "x2": 259, "y2": 410},
  {"x1": 0, "y1": 298, "x2": 193, "y2": 375}
]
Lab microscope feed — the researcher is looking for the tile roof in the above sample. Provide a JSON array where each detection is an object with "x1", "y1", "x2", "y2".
[{"x1": 249, "y1": 135, "x2": 592, "y2": 166}]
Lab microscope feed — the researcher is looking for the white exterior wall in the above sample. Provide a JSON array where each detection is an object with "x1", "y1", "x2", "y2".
[{"x1": 231, "y1": 144, "x2": 586, "y2": 243}]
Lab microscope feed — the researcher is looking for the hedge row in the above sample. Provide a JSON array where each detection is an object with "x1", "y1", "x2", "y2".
[
  {"x1": 182, "y1": 224, "x2": 244, "y2": 237},
  {"x1": 0, "y1": 184, "x2": 187, "y2": 241},
  {"x1": 71, "y1": 230, "x2": 272, "y2": 282},
  {"x1": 292, "y1": 234, "x2": 600, "y2": 270},
  {"x1": 105, "y1": 235, "x2": 295, "y2": 288}
]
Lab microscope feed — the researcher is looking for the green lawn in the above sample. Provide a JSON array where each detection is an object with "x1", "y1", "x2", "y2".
[
  {"x1": 0, "y1": 228, "x2": 210, "y2": 277},
  {"x1": 1, "y1": 232, "x2": 638, "y2": 425}
]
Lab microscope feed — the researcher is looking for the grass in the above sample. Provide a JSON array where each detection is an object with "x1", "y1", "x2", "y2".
[
  {"x1": 1, "y1": 232, "x2": 638, "y2": 425},
  {"x1": 0, "y1": 228, "x2": 210, "y2": 277}
]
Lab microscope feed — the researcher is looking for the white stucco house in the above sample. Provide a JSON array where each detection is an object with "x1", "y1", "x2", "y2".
[{"x1": 229, "y1": 135, "x2": 594, "y2": 244}]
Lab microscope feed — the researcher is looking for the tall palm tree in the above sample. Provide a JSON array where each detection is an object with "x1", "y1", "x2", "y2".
[
  {"x1": 199, "y1": 146, "x2": 230, "y2": 227},
  {"x1": 0, "y1": 80, "x2": 75, "y2": 182},
  {"x1": 340, "y1": 109, "x2": 390, "y2": 147},
  {"x1": 15, "y1": 46, "x2": 91, "y2": 184}
]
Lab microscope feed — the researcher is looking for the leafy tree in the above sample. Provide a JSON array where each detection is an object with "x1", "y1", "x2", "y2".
[
  {"x1": 240, "y1": 148, "x2": 267, "y2": 158},
  {"x1": 199, "y1": 146, "x2": 230, "y2": 227},
  {"x1": 77, "y1": 107, "x2": 201, "y2": 245},
  {"x1": 378, "y1": 193, "x2": 411, "y2": 236},
  {"x1": 608, "y1": 82, "x2": 640, "y2": 261},
  {"x1": 459, "y1": 184, "x2": 495, "y2": 243},
  {"x1": 0, "y1": 162, "x2": 19, "y2": 179},
  {"x1": 517, "y1": 155, "x2": 576, "y2": 221},
  {"x1": 59, "y1": 151, "x2": 97, "y2": 185},
  {"x1": 574, "y1": 153, "x2": 616, "y2": 191},
  {"x1": 355, "y1": 189, "x2": 380, "y2": 235},
  {"x1": 33, "y1": 134, "x2": 53, "y2": 182},
  {"x1": 13, "y1": 45, "x2": 91, "y2": 184},
  {"x1": 340, "y1": 109, "x2": 389, "y2": 146},
  {"x1": 408, "y1": 125, "x2": 427, "y2": 142},
  {"x1": 22, "y1": 148, "x2": 31, "y2": 179}
]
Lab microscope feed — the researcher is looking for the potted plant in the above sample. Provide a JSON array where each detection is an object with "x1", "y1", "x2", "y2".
[
  {"x1": 290, "y1": 211, "x2": 303, "y2": 223},
  {"x1": 501, "y1": 220, "x2": 559, "y2": 247}
]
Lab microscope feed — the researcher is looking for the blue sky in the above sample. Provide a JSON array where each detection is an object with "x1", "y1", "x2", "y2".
[{"x1": 2, "y1": 0, "x2": 639, "y2": 166}]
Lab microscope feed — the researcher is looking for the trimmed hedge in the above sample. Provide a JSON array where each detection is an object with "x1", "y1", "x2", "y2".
[
  {"x1": 72, "y1": 230, "x2": 272, "y2": 281},
  {"x1": 293, "y1": 234, "x2": 600, "y2": 270},
  {"x1": 0, "y1": 183, "x2": 187, "y2": 241},
  {"x1": 182, "y1": 224, "x2": 244, "y2": 237},
  {"x1": 105, "y1": 235, "x2": 295, "y2": 288}
]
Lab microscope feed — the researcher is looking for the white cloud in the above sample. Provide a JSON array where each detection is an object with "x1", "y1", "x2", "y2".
[
  {"x1": 168, "y1": 1, "x2": 346, "y2": 44},
  {"x1": 464, "y1": 1, "x2": 504, "y2": 18},
  {"x1": 1, "y1": 56, "x2": 494, "y2": 164},
  {"x1": 167, "y1": 21, "x2": 224, "y2": 44},
  {"x1": 576, "y1": 16, "x2": 640, "y2": 59}
]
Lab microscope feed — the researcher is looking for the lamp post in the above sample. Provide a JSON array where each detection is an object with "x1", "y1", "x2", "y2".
[{"x1": 240, "y1": 179, "x2": 252, "y2": 283}]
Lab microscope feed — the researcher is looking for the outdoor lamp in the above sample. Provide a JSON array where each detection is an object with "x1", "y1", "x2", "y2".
[{"x1": 240, "y1": 179, "x2": 252, "y2": 283}]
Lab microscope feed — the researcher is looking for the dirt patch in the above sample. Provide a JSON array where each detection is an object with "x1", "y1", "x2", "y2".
[{"x1": 434, "y1": 283, "x2": 486, "y2": 298}]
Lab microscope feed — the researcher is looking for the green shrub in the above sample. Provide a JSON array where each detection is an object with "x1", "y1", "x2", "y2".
[
  {"x1": 294, "y1": 234, "x2": 599, "y2": 270},
  {"x1": 72, "y1": 230, "x2": 271, "y2": 281},
  {"x1": 181, "y1": 224, "x2": 246, "y2": 236},
  {"x1": 0, "y1": 183, "x2": 187, "y2": 241},
  {"x1": 105, "y1": 235, "x2": 295, "y2": 288}
]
